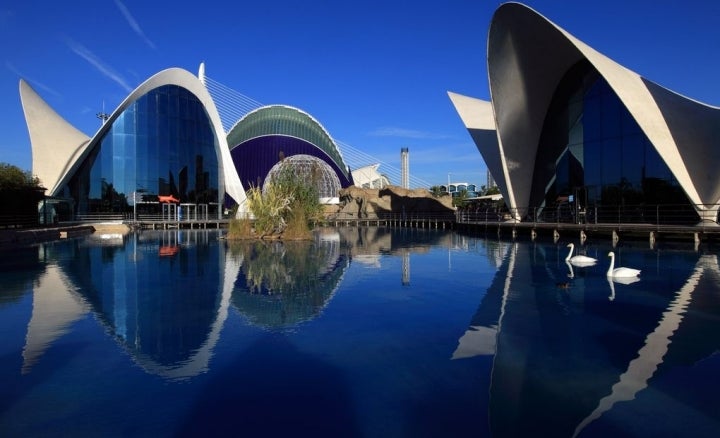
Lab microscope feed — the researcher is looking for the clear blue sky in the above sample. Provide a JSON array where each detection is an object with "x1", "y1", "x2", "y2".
[{"x1": 1, "y1": 1, "x2": 718, "y2": 187}]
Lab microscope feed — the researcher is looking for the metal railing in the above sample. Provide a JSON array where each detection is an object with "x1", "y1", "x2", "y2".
[
  {"x1": 0, "y1": 214, "x2": 41, "y2": 229},
  {"x1": 75, "y1": 213, "x2": 126, "y2": 222},
  {"x1": 325, "y1": 211, "x2": 456, "y2": 223},
  {"x1": 3, "y1": 203, "x2": 715, "y2": 231},
  {"x1": 455, "y1": 203, "x2": 716, "y2": 227}
]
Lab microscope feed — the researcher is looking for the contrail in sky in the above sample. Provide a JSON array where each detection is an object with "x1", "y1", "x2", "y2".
[
  {"x1": 65, "y1": 37, "x2": 133, "y2": 92},
  {"x1": 114, "y1": 0, "x2": 157, "y2": 49},
  {"x1": 5, "y1": 61, "x2": 62, "y2": 98}
]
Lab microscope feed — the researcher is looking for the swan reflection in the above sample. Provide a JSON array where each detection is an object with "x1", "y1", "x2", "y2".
[
  {"x1": 573, "y1": 255, "x2": 715, "y2": 437},
  {"x1": 467, "y1": 242, "x2": 720, "y2": 437}
]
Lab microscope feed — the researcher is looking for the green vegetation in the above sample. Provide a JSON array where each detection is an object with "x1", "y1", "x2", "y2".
[
  {"x1": 0, "y1": 163, "x2": 41, "y2": 191},
  {"x1": 452, "y1": 188, "x2": 469, "y2": 207},
  {"x1": 429, "y1": 185, "x2": 445, "y2": 198},
  {"x1": 0, "y1": 163, "x2": 45, "y2": 223},
  {"x1": 228, "y1": 165, "x2": 323, "y2": 240},
  {"x1": 226, "y1": 216, "x2": 253, "y2": 239},
  {"x1": 484, "y1": 185, "x2": 501, "y2": 196}
]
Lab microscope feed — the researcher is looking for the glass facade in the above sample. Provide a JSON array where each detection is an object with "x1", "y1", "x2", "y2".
[
  {"x1": 533, "y1": 61, "x2": 691, "y2": 222},
  {"x1": 60, "y1": 85, "x2": 221, "y2": 214},
  {"x1": 442, "y1": 184, "x2": 480, "y2": 198}
]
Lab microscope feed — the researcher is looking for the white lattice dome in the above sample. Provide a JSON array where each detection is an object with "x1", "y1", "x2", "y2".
[{"x1": 264, "y1": 154, "x2": 341, "y2": 202}]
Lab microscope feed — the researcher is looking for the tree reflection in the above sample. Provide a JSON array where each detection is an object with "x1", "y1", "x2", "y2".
[{"x1": 228, "y1": 239, "x2": 348, "y2": 329}]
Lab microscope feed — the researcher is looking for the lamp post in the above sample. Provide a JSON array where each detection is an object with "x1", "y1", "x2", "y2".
[{"x1": 133, "y1": 188, "x2": 146, "y2": 223}]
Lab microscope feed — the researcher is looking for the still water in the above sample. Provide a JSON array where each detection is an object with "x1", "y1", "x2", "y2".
[{"x1": 0, "y1": 227, "x2": 719, "y2": 437}]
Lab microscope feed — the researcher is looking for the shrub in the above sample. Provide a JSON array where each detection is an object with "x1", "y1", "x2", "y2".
[
  {"x1": 242, "y1": 164, "x2": 322, "y2": 239},
  {"x1": 227, "y1": 217, "x2": 253, "y2": 240}
]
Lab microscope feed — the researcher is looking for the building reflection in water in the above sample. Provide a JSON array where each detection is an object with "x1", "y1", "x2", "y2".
[
  {"x1": 22, "y1": 264, "x2": 90, "y2": 374},
  {"x1": 335, "y1": 225, "x2": 473, "y2": 287},
  {"x1": 451, "y1": 241, "x2": 720, "y2": 437},
  {"x1": 16, "y1": 227, "x2": 720, "y2": 432},
  {"x1": 452, "y1": 240, "x2": 514, "y2": 359},
  {"x1": 572, "y1": 254, "x2": 717, "y2": 436},
  {"x1": 21, "y1": 230, "x2": 232, "y2": 381},
  {"x1": 17, "y1": 227, "x2": 464, "y2": 379}
]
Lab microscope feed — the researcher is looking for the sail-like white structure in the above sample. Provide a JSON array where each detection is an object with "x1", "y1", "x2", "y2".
[
  {"x1": 20, "y1": 67, "x2": 248, "y2": 216},
  {"x1": 449, "y1": 3, "x2": 720, "y2": 224}
]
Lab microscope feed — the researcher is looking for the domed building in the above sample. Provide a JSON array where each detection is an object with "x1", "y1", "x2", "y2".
[
  {"x1": 227, "y1": 105, "x2": 354, "y2": 204},
  {"x1": 19, "y1": 67, "x2": 358, "y2": 219}
]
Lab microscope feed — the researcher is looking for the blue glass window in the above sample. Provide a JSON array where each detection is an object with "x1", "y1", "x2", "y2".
[
  {"x1": 533, "y1": 60, "x2": 688, "y2": 212},
  {"x1": 64, "y1": 85, "x2": 221, "y2": 214}
]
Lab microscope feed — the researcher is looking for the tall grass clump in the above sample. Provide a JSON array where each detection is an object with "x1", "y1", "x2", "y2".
[
  {"x1": 229, "y1": 164, "x2": 323, "y2": 240},
  {"x1": 226, "y1": 216, "x2": 253, "y2": 239}
]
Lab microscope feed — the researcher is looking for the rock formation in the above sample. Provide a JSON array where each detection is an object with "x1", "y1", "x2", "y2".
[{"x1": 326, "y1": 185, "x2": 455, "y2": 219}]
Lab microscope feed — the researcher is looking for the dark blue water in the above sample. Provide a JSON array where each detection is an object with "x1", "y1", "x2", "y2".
[{"x1": 0, "y1": 227, "x2": 719, "y2": 437}]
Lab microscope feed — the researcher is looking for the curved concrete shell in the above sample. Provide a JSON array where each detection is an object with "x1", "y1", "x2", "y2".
[
  {"x1": 19, "y1": 80, "x2": 91, "y2": 195},
  {"x1": 450, "y1": 3, "x2": 720, "y2": 223},
  {"x1": 20, "y1": 68, "x2": 248, "y2": 213}
]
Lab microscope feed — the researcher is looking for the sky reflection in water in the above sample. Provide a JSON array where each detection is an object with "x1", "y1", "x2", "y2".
[{"x1": 0, "y1": 228, "x2": 719, "y2": 437}]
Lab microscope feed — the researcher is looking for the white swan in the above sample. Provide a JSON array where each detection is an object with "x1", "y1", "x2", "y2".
[
  {"x1": 566, "y1": 243, "x2": 598, "y2": 265},
  {"x1": 607, "y1": 251, "x2": 641, "y2": 278}
]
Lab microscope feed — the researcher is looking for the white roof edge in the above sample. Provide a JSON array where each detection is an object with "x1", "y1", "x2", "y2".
[
  {"x1": 26, "y1": 68, "x2": 247, "y2": 211},
  {"x1": 19, "y1": 79, "x2": 91, "y2": 193},
  {"x1": 486, "y1": 2, "x2": 716, "y2": 213},
  {"x1": 447, "y1": 92, "x2": 496, "y2": 130}
]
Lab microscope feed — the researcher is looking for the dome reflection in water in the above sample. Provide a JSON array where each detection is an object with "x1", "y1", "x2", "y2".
[
  {"x1": 2, "y1": 229, "x2": 720, "y2": 437},
  {"x1": 228, "y1": 238, "x2": 349, "y2": 329}
]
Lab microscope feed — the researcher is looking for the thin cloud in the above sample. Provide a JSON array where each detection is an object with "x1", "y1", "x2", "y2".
[
  {"x1": 65, "y1": 37, "x2": 133, "y2": 92},
  {"x1": 368, "y1": 127, "x2": 450, "y2": 140},
  {"x1": 5, "y1": 61, "x2": 62, "y2": 98},
  {"x1": 114, "y1": 0, "x2": 157, "y2": 50}
]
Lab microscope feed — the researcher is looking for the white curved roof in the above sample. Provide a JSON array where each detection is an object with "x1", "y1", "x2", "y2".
[
  {"x1": 19, "y1": 80, "x2": 91, "y2": 194},
  {"x1": 351, "y1": 163, "x2": 389, "y2": 188},
  {"x1": 450, "y1": 2, "x2": 720, "y2": 218},
  {"x1": 20, "y1": 68, "x2": 247, "y2": 211}
]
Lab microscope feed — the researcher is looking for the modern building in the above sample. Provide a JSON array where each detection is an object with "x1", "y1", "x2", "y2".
[
  {"x1": 449, "y1": 3, "x2": 720, "y2": 225},
  {"x1": 19, "y1": 66, "x2": 359, "y2": 218},
  {"x1": 20, "y1": 68, "x2": 247, "y2": 219},
  {"x1": 441, "y1": 182, "x2": 480, "y2": 199},
  {"x1": 227, "y1": 105, "x2": 354, "y2": 204},
  {"x1": 351, "y1": 164, "x2": 390, "y2": 189}
]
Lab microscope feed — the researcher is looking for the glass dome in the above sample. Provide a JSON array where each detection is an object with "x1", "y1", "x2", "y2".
[{"x1": 264, "y1": 154, "x2": 341, "y2": 200}]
